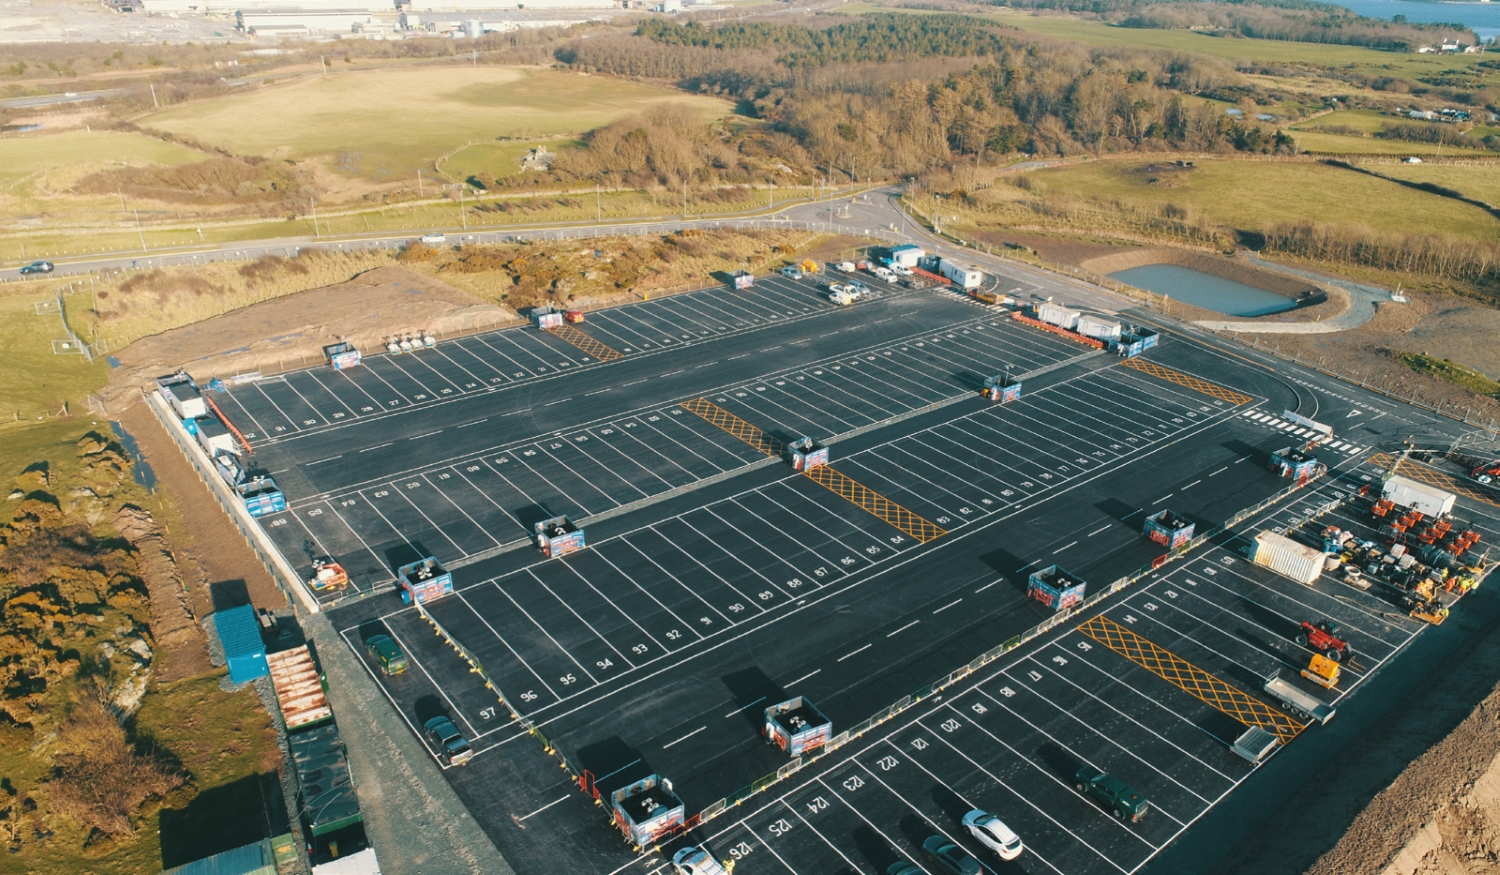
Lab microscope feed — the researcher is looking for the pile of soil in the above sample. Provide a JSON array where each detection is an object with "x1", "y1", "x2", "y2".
[{"x1": 100, "y1": 265, "x2": 517, "y2": 412}]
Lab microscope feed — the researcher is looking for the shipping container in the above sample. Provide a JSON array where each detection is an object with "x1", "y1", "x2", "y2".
[
  {"x1": 611, "y1": 775, "x2": 684, "y2": 846},
  {"x1": 215, "y1": 604, "x2": 269, "y2": 684},
  {"x1": 162, "y1": 837, "x2": 279, "y2": 875},
  {"x1": 323, "y1": 341, "x2": 362, "y2": 370},
  {"x1": 398, "y1": 556, "x2": 453, "y2": 605},
  {"x1": 731, "y1": 270, "x2": 754, "y2": 290},
  {"x1": 1037, "y1": 304, "x2": 1081, "y2": 330},
  {"x1": 1027, "y1": 565, "x2": 1086, "y2": 611},
  {"x1": 981, "y1": 375, "x2": 1021, "y2": 403},
  {"x1": 535, "y1": 515, "x2": 586, "y2": 558},
  {"x1": 764, "y1": 697, "x2": 833, "y2": 756},
  {"x1": 938, "y1": 260, "x2": 983, "y2": 289},
  {"x1": 789, "y1": 436, "x2": 829, "y2": 471},
  {"x1": 237, "y1": 476, "x2": 287, "y2": 517},
  {"x1": 1076, "y1": 315, "x2": 1122, "y2": 341},
  {"x1": 1382, "y1": 475, "x2": 1456, "y2": 518},
  {"x1": 196, "y1": 416, "x2": 238, "y2": 457},
  {"x1": 157, "y1": 371, "x2": 209, "y2": 420},
  {"x1": 1143, "y1": 509, "x2": 1195, "y2": 549},
  {"x1": 888, "y1": 244, "x2": 926, "y2": 267},
  {"x1": 267, "y1": 645, "x2": 332, "y2": 731},
  {"x1": 1250, "y1": 531, "x2": 1324, "y2": 585}
]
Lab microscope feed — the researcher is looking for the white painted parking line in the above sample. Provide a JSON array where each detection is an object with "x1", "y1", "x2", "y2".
[
  {"x1": 517, "y1": 795, "x2": 571, "y2": 822},
  {"x1": 932, "y1": 598, "x2": 963, "y2": 614},
  {"x1": 1153, "y1": 493, "x2": 1173, "y2": 504},
  {"x1": 725, "y1": 697, "x2": 766, "y2": 719},
  {"x1": 887, "y1": 620, "x2": 920, "y2": 637},
  {"x1": 662, "y1": 725, "x2": 707, "y2": 749},
  {"x1": 787, "y1": 669, "x2": 821, "y2": 687},
  {"x1": 454, "y1": 590, "x2": 562, "y2": 700},
  {"x1": 1052, "y1": 541, "x2": 1077, "y2": 554},
  {"x1": 837, "y1": 643, "x2": 873, "y2": 662},
  {"x1": 1088, "y1": 524, "x2": 1111, "y2": 536}
]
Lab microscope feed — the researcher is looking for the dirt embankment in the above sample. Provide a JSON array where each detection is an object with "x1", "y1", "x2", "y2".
[
  {"x1": 111, "y1": 505, "x2": 209, "y2": 683},
  {"x1": 101, "y1": 265, "x2": 517, "y2": 412}
]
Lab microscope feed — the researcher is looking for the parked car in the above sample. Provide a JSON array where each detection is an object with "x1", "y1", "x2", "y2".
[
  {"x1": 873, "y1": 267, "x2": 898, "y2": 283},
  {"x1": 922, "y1": 835, "x2": 981, "y2": 875},
  {"x1": 366, "y1": 634, "x2": 408, "y2": 675},
  {"x1": 781, "y1": 265, "x2": 804, "y2": 279},
  {"x1": 891, "y1": 264, "x2": 914, "y2": 277},
  {"x1": 1075, "y1": 766, "x2": 1149, "y2": 822},
  {"x1": 848, "y1": 281, "x2": 870, "y2": 297},
  {"x1": 886, "y1": 864, "x2": 924, "y2": 875},
  {"x1": 419, "y1": 232, "x2": 447, "y2": 245},
  {"x1": 833, "y1": 261, "x2": 857, "y2": 273},
  {"x1": 564, "y1": 309, "x2": 586, "y2": 324},
  {"x1": 423, "y1": 715, "x2": 474, "y2": 766},
  {"x1": 963, "y1": 809, "x2": 1024, "y2": 861},
  {"x1": 671, "y1": 846, "x2": 729, "y2": 875},
  {"x1": 19, "y1": 260, "x2": 54, "y2": 275}
]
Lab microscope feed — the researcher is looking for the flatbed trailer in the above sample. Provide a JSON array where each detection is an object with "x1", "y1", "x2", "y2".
[{"x1": 1263, "y1": 673, "x2": 1336, "y2": 723}]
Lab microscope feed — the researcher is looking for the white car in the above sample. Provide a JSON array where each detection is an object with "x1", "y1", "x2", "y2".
[
  {"x1": 963, "y1": 809, "x2": 1023, "y2": 861},
  {"x1": 873, "y1": 267, "x2": 897, "y2": 283},
  {"x1": 419, "y1": 232, "x2": 447, "y2": 245},
  {"x1": 834, "y1": 261, "x2": 856, "y2": 273},
  {"x1": 848, "y1": 281, "x2": 870, "y2": 297},
  {"x1": 672, "y1": 846, "x2": 729, "y2": 875}
]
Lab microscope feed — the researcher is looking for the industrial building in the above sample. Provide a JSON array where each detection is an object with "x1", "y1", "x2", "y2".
[{"x1": 237, "y1": 7, "x2": 374, "y2": 33}]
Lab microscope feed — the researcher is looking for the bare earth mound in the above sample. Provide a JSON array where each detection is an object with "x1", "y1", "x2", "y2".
[{"x1": 103, "y1": 266, "x2": 516, "y2": 409}]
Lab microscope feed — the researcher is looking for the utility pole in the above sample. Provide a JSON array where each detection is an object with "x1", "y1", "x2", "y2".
[
  {"x1": 683, "y1": 178, "x2": 687, "y2": 216},
  {"x1": 459, "y1": 184, "x2": 467, "y2": 230},
  {"x1": 417, "y1": 169, "x2": 424, "y2": 197},
  {"x1": 149, "y1": 84, "x2": 159, "y2": 109},
  {"x1": 310, "y1": 198, "x2": 319, "y2": 237},
  {"x1": 596, "y1": 181, "x2": 601, "y2": 223},
  {"x1": 321, "y1": 55, "x2": 327, "y2": 75},
  {"x1": 133, "y1": 209, "x2": 146, "y2": 253}
]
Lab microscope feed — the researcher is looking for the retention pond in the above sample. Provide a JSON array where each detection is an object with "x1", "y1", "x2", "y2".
[{"x1": 1109, "y1": 264, "x2": 1297, "y2": 318}]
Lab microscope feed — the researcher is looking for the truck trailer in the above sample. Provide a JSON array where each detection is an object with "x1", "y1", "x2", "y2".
[{"x1": 1263, "y1": 672, "x2": 1336, "y2": 724}]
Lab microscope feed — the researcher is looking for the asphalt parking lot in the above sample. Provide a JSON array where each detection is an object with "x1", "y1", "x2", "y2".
[{"x1": 210, "y1": 265, "x2": 1490, "y2": 875}]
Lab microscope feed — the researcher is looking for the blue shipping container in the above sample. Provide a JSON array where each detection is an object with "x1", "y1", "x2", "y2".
[{"x1": 215, "y1": 604, "x2": 268, "y2": 684}]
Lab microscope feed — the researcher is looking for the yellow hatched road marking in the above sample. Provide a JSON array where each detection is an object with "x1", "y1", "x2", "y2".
[
  {"x1": 681, "y1": 398, "x2": 945, "y2": 543},
  {"x1": 680, "y1": 398, "x2": 783, "y2": 457},
  {"x1": 1078, "y1": 615, "x2": 1304, "y2": 743},
  {"x1": 548, "y1": 325, "x2": 623, "y2": 362},
  {"x1": 1370, "y1": 453, "x2": 1500, "y2": 509},
  {"x1": 801, "y1": 465, "x2": 947, "y2": 544},
  {"x1": 1121, "y1": 358, "x2": 1253, "y2": 406}
]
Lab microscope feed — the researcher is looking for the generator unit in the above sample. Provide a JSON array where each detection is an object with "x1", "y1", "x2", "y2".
[
  {"x1": 788, "y1": 437, "x2": 829, "y2": 472},
  {"x1": 1270, "y1": 447, "x2": 1322, "y2": 481},
  {"x1": 1110, "y1": 326, "x2": 1160, "y2": 358},
  {"x1": 980, "y1": 375, "x2": 1022, "y2": 403},
  {"x1": 1143, "y1": 509, "x2": 1195, "y2": 549},
  {"x1": 323, "y1": 341, "x2": 362, "y2": 370},
  {"x1": 535, "y1": 515, "x2": 586, "y2": 558},
  {"x1": 237, "y1": 476, "x2": 287, "y2": 517},
  {"x1": 156, "y1": 371, "x2": 208, "y2": 421},
  {"x1": 398, "y1": 556, "x2": 453, "y2": 605},
  {"x1": 610, "y1": 775, "x2": 684, "y2": 847},
  {"x1": 1027, "y1": 565, "x2": 1086, "y2": 611},
  {"x1": 764, "y1": 697, "x2": 833, "y2": 756}
]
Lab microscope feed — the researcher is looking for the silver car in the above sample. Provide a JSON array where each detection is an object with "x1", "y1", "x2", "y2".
[{"x1": 963, "y1": 809, "x2": 1023, "y2": 861}]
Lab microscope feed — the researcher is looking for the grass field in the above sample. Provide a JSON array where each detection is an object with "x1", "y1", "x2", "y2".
[
  {"x1": 0, "y1": 130, "x2": 206, "y2": 190},
  {"x1": 0, "y1": 284, "x2": 109, "y2": 420},
  {"x1": 441, "y1": 138, "x2": 584, "y2": 184},
  {"x1": 1379, "y1": 161, "x2": 1500, "y2": 206},
  {"x1": 1290, "y1": 129, "x2": 1492, "y2": 156},
  {"x1": 838, "y1": 2, "x2": 1500, "y2": 82},
  {"x1": 1396, "y1": 351, "x2": 1500, "y2": 398},
  {"x1": 1020, "y1": 157, "x2": 1500, "y2": 239},
  {"x1": 139, "y1": 67, "x2": 736, "y2": 180}
]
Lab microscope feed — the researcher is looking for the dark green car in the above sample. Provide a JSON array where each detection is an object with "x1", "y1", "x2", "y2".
[
  {"x1": 1075, "y1": 766, "x2": 1149, "y2": 822},
  {"x1": 366, "y1": 634, "x2": 408, "y2": 676}
]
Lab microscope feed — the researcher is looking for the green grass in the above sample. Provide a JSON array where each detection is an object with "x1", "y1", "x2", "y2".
[
  {"x1": 1396, "y1": 351, "x2": 1500, "y2": 398},
  {"x1": 1379, "y1": 162, "x2": 1500, "y2": 206},
  {"x1": 0, "y1": 672, "x2": 280, "y2": 875},
  {"x1": 836, "y1": 2, "x2": 1500, "y2": 82},
  {"x1": 0, "y1": 285, "x2": 110, "y2": 421},
  {"x1": 441, "y1": 139, "x2": 584, "y2": 184},
  {"x1": 1294, "y1": 108, "x2": 1411, "y2": 134},
  {"x1": 0, "y1": 130, "x2": 206, "y2": 190},
  {"x1": 1025, "y1": 157, "x2": 1500, "y2": 239},
  {"x1": 1291, "y1": 129, "x2": 1491, "y2": 156},
  {"x1": 139, "y1": 67, "x2": 736, "y2": 180}
]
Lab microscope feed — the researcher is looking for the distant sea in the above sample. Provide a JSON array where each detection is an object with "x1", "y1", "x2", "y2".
[{"x1": 1326, "y1": 0, "x2": 1500, "y2": 42}]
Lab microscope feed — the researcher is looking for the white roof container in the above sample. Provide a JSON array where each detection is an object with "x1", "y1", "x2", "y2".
[
  {"x1": 1382, "y1": 474, "x2": 1456, "y2": 518},
  {"x1": 1251, "y1": 531, "x2": 1323, "y2": 586},
  {"x1": 1077, "y1": 315, "x2": 1122, "y2": 340},
  {"x1": 1038, "y1": 304, "x2": 1081, "y2": 330}
]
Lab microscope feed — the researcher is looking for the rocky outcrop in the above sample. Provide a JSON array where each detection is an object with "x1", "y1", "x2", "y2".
[{"x1": 112, "y1": 506, "x2": 208, "y2": 684}]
